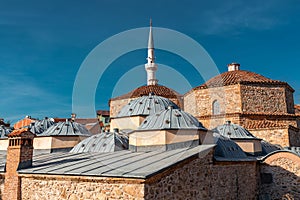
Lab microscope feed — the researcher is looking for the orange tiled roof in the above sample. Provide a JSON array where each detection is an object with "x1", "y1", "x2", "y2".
[
  {"x1": 8, "y1": 128, "x2": 30, "y2": 137},
  {"x1": 294, "y1": 105, "x2": 300, "y2": 114},
  {"x1": 111, "y1": 85, "x2": 181, "y2": 101},
  {"x1": 194, "y1": 70, "x2": 293, "y2": 91},
  {"x1": 14, "y1": 118, "x2": 35, "y2": 129}
]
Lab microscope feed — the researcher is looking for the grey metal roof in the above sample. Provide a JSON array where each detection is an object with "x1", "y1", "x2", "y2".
[
  {"x1": 18, "y1": 145, "x2": 214, "y2": 178},
  {"x1": 213, "y1": 133, "x2": 248, "y2": 159},
  {"x1": 284, "y1": 146, "x2": 300, "y2": 156},
  {"x1": 39, "y1": 120, "x2": 91, "y2": 136},
  {"x1": 70, "y1": 132, "x2": 128, "y2": 153},
  {"x1": 29, "y1": 117, "x2": 55, "y2": 135},
  {"x1": 212, "y1": 121, "x2": 258, "y2": 139},
  {"x1": 117, "y1": 94, "x2": 179, "y2": 118},
  {"x1": 261, "y1": 140, "x2": 281, "y2": 155},
  {"x1": 0, "y1": 153, "x2": 6, "y2": 172},
  {"x1": 0, "y1": 125, "x2": 11, "y2": 138},
  {"x1": 138, "y1": 107, "x2": 206, "y2": 130}
]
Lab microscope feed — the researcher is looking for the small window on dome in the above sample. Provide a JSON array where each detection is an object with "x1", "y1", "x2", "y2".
[{"x1": 212, "y1": 100, "x2": 220, "y2": 115}]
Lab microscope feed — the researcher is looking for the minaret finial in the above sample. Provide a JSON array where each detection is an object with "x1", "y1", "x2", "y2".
[{"x1": 145, "y1": 20, "x2": 158, "y2": 86}]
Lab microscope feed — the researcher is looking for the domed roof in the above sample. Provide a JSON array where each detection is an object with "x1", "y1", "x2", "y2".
[
  {"x1": 138, "y1": 107, "x2": 206, "y2": 130},
  {"x1": 117, "y1": 94, "x2": 179, "y2": 118},
  {"x1": 111, "y1": 85, "x2": 181, "y2": 100},
  {"x1": 261, "y1": 140, "x2": 281, "y2": 155},
  {"x1": 70, "y1": 132, "x2": 128, "y2": 153},
  {"x1": 39, "y1": 120, "x2": 91, "y2": 136},
  {"x1": 0, "y1": 125, "x2": 11, "y2": 138},
  {"x1": 195, "y1": 70, "x2": 292, "y2": 90},
  {"x1": 29, "y1": 117, "x2": 55, "y2": 135},
  {"x1": 213, "y1": 133, "x2": 248, "y2": 159},
  {"x1": 212, "y1": 121, "x2": 258, "y2": 140}
]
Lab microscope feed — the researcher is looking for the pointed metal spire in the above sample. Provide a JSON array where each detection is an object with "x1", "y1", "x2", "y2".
[{"x1": 148, "y1": 19, "x2": 154, "y2": 49}]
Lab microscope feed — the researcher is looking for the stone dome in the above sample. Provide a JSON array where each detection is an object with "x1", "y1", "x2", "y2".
[
  {"x1": 117, "y1": 94, "x2": 179, "y2": 118},
  {"x1": 29, "y1": 117, "x2": 55, "y2": 135},
  {"x1": 70, "y1": 132, "x2": 128, "y2": 153},
  {"x1": 138, "y1": 107, "x2": 206, "y2": 130},
  {"x1": 212, "y1": 121, "x2": 258, "y2": 140},
  {"x1": 195, "y1": 70, "x2": 292, "y2": 90},
  {"x1": 39, "y1": 120, "x2": 91, "y2": 136}
]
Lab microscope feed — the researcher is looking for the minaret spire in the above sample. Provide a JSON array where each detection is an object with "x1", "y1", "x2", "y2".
[{"x1": 145, "y1": 19, "x2": 158, "y2": 86}]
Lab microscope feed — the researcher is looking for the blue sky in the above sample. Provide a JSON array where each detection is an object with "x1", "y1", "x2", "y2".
[{"x1": 1, "y1": 0, "x2": 300, "y2": 123}]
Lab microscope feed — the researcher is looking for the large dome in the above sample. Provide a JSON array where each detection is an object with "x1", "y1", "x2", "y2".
[
  {"x1": 111, "y1": 85, "x2": 181, "y2": 100},
  {"x1": 117, "y1": 94, "x2": 179, "y2": 118},
  {"x1": 212, "y1": 121, "x2": 258, "y2": 139},
  {"x1": 138, "y1": 107, "x2": 206, "y2": 130},
  {"x1": 70, "y1": 132, "x2": 128, "y2": 153},
  {"x1": 195, "y1": 70, "x2": 292, "y2": 90}
]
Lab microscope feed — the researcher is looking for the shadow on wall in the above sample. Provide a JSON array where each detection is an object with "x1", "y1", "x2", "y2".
[{"x1": 259, "y1": 153, "x2": 300, "y2": 199}]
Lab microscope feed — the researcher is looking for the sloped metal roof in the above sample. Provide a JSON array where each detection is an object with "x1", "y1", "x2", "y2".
[
  {"x1": 39, "y1": 120, "x2": 91, "y2": 136},
  {"x1": 138, "y1": 107, "x2": 206, "y2": 130},
  {"x1": 212, "y1": 121, "x2": 258, "y2": 139},
  {"x1": 29, "y1": 117, "x2": 55, "y2": 135},
  {"x1": 70, "y1": 132, "x2": 128, "y2": 153},
  {"x1": 261, "y1": 140, "x2": 281, "y2": 155},
  {"x1": 117, "y1": 94, "x2": 179, "y2": 118},
  {"x1": 213, "y1": 133, "x2": 248, "y2": 159},
  {"x1": 18, "y1": 145, "x2": 215, "y2": 178}
]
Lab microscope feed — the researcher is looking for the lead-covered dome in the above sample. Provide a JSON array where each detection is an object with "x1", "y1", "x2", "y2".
[
  {"x1": 29, "y1": 117, "x2": 55, "y2": 135},
  {"x1": 39, "y1": 120, "x2": 91, "y2": 136},
  {"x1": 212, "y1": 121, "x2": 258, "y2": 139},
  {"x1": 70, "y1": 132, "x2": 128, "y2": 153},
  {"x1": 138, "y1": 107, "x2": 206, "y2": 130},
  {"x1": 0, "y1": 125, "x2": 11, "y2": 138},
  {"x1": 117, "y1": 94, "x2": 179, "y2": 118}
]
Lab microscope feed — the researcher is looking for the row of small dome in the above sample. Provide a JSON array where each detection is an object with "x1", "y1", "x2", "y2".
[
  {"x1": 71, "y1": 94, "x2": 280, "y2": 158},
  {"x1": 0, "y1": 118, "x2": 92, "y2": 138}
]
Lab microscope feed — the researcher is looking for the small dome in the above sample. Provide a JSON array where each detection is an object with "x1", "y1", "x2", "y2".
[
  {"x1": 138, "y1": 107, "x2": 206, "y2": 130},
  {"x1": 30, "y1": 117, "x2": 55, "y2": 135},
  {"x1": 212, "y1": 121, "x2": 258, "y2": 139},
  {"x1": 39, "y1": 120, "x2": 91, "y2": 136},
  {"x1": 261, "y1": 140, "x2": 281, "y2": 155},
  {"x1": 117, "y1": 94, "x2": 179, "y2": 118},
  {"x1": 0, "y1": 125, "x2": 11, "y2": 138},
  {"x1": 70, "y1": 132, "x2": 128, "y2": 153},
  {"x1": 213, "y1": 133, "x2": 248, "y2": 159}
]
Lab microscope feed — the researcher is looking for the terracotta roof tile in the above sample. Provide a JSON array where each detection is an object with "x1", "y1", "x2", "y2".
[
  {"x1": 111, "y1": 85, "x2": 181, "y2": 101},
  {"x1": 194, "y1": 70, "x2": 293, "y2": 91},
  {"x1": 294, "y1": 105, "x2": 300, "y2": 114},
  {"x1": 96, "y1": 110, "x2": 110, "y2": 116},
  {"x1": 8, "y1": 128, "x2": 31, "y2": 137},
  {"x1": 244, "y1": 120, "x2": 285, "y2": 129}
]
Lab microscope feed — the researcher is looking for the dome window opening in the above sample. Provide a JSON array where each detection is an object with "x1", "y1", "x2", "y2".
[
  {"x1": 147, "y1": 107, "x2": 151, "y2": 110},
  {"x1": 139, "y1": 102, "x2": 143, "y2": 104},
  {"x1": 165, "y1": 120, "x2": 170, "y2": 124},
  {"x1": 144, "y1": 120, "x2": 148, "y2": 124},
  {"x1": 155, "y1": 101, "x2": 159, "y2": 104}
]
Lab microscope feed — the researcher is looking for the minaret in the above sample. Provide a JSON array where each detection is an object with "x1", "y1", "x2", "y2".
[{"x1": 145, "y1": 19, "x2": 158, "y2": 85}]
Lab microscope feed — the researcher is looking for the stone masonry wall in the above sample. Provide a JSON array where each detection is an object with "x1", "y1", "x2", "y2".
[
  {"x1": 249, "y1": 128, "x2": 290, "y2": 147},
  {"x1": 285, "y1": 88, "x2": 295, "y2": 114},
  {"x1": 21, "y1": 175, "x2": 144, "y2": 200},
  {"x1": 184, "y1": 85, "x2": 242, "y2": 117},
  {"x1": 110, "y1": 99, "x2": 131, "y2": 118},
  {"x1": 144, "y1": 150, "x2": 258, "y2": 200},
  {"x1": 259, "y1": 152, "x2": 300, "y2": 199},
  {"x1": 241, "y1": 85, "x2": 286, "y2": 114}
]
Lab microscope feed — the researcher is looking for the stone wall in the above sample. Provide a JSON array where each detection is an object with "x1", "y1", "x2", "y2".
[
  {"x1": 184, "y1": 85, "x2": 242, "y2": 117},
  {"x1": 259, "y1": 152, "x2": 300, "y2": 199},
  {"x1": 110, "y1": 99, "x2": 131, "y2": 118},
  {"x1": 21, "y1": 175, "x2": 144, "y2": 200},
  {"x1": 241, "y1": 84, "x2": 286, "y2": 114},
  {"x1": 285, "y1": 88, "x2": 295, "y2": 114},
  {"x1": 249, "y1": 128, "x2": 290, "y2": 147},
  {"x1": 144, "y1": 150, "x2": 258, "y2": 200}
]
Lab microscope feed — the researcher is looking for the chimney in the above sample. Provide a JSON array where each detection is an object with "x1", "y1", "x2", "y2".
[
  {"x1": 227, "y1": 62, "x2": 240, "y2": 71},
  {"x1": 4, "y1": 128, "x2": 35, "y2": 200},
  {"x1": 71, "y1": 113, "x2": 76, "y2": 122}
]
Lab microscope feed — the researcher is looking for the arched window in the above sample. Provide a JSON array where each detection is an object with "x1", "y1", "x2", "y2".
[{"x1": 212, "y1": 100, "x2": 220, "y2": 115}]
